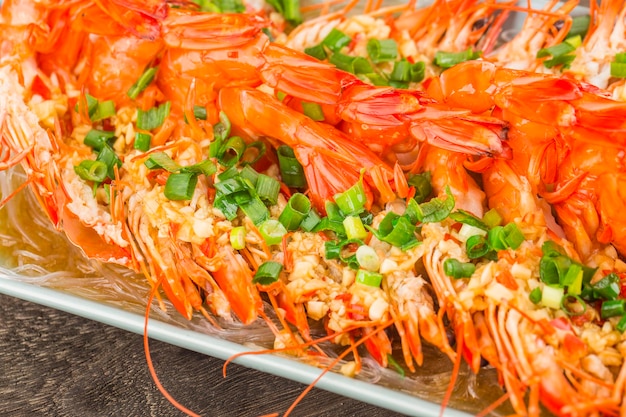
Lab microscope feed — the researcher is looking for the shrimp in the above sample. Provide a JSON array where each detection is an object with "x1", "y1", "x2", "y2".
[
  {"x1": 486, "y1": 0, "x2": 580, "y2": 71},
  {"x1": 423, "y1": 216, "x2": 626, "y2": 416},
  {"x1": 566, "y1": 0, "x2": 626, "y2": 92},
  {"x1": 427, "y1": 59, "x2": 626, "y2": 259}
]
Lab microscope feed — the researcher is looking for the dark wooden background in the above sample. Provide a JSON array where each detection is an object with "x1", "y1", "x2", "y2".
[{"x1": 0, "y1": 293, "x2": 406, "y2": 416}]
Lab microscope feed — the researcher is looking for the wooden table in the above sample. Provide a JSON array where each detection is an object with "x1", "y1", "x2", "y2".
[{"x1": 0, "y1": 293, "x2": 406, "y2": 416}]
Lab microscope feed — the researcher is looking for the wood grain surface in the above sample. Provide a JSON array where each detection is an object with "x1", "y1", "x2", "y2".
[{"x1": 0, "y1": 293, "x2": 407, "y2": 417}]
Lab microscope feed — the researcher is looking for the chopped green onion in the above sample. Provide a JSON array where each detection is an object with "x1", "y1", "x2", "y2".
[
  {"x1": 407, "y1": 172, "x2": 432, "y2": 203},
  {"x1": 363, "y1": 73, "x2": 388, "y2": 86},
  {"x1": 529, "y1": 287, "x2": 542, "y2": 304},
  {"x1": 302, "y1": 102, "x2": 325, "y2": 121},
  {"x1": 127, "y1": 67, "x2": 158, "y2": 100},
  {"x1": 487, "y1": 222, "x2": 525, "y2": 251},
  {"x1": 259, "y1": 219, "x2": 287, "y2": 245},
  {"x1": 300, "y1": 209, "x2": 322, "y2": 232},
  {"x1": 164, "y1": 172, "x2": 198, "y2": 200},
  {"x1": 230, "y1": 226, "x2": 246, "y2": 250},
  {"x1": 561, "y1": 294, "x2": 587, "y2": 316},
  {"x1": 389, "y1": 59, "x2": 412, "y2": 83},
  {"x1": 355, "y1": 244, "x2": 380, "y2": 271},
  {"x1": 239, "y1": 193, "x2": 269, "y2": 225},
  {"x1": 75, "y1": 93, "x2": 98, "y2": 118},
  {"x1": 314, "y1": 217, "x2": 346, "y2": 235},
  {"x1": 482, "y1": 208, "x2": 502, "y2": 228},
  {"x1": 255, "y1": 174, "x2": 281, "y2": 205},
  {"x1": 144, "y1": 152, "x2": 180, "y2": 172},
  {"x1": 96, "y1": 144, "x2": 122, "y2": 179},
  {"x1": 617, "y1": 315, "x2": 626, "y2": 333},
  {"x1": 91, "y1": 100, "x2": 116, "y2": 122},
  {"x1": 356, "y1": 269, "x2": 383, "y2": 287},
  {"x1": 537, "y1": 42, "x2": 576, "y2": 59},
  {"x1": 541, "y1": 285, "x2": 564, "y2": 310},
  {"x1": 334, "y1": 178, "x2": 366, "y2": 216},
  {"x1": 450, "y1": 209, "x2": 489, "y2": 231},
  {"x1": 322, "y1": 29, "x2": 352, "y2": 52},
  {"x1": 601, "y1": 299, "x2": 626, "y2": 319},
  {"x1": 214, "y1": 177, "x2": 248, "y2": 196},
  {"x1": 214, "y1": 195, "x2": 239, "y2": 220},
  {"x1": 372, "y1": 212, "x2": 416, "y2": 247},
  {"x1": 277, "y1": 145, "x2": 306, "y2": 188},
  {"x1": 539, "y1": 253, "x2": 571, "y2": 286},
  {"x1": 568, "y1": 267, "x2": 584, "y2": 296},
  {"x1": 324, "y1": 240, "x2": 341, "y2": 260},
  {"x1": 611, "y1": 61, "x2": 626, "y2": 78},
  {"x1": 561, "y1": 263, "x2": 582, "y2": 287},
  {"x1": 84, "y1": 129, "x2": 115, "y2": 152},
  {"x1": 253, "y1": 261, "x2": 283, "y2": 285},
  {"x1": 415, "y1": 187, "x2": 455, "y2": 223},
  {"x1": 352, "y1": 57, "x2": 374, "y2": 74},
  {"x1": 325, "y1": 201, "x2": 345, "y2": 222},
  {"x1": 466, "y1": 234, "x2": 491, "y2": 259},
  {"x1": 567, "y1": 15, "x2": 590, "y2": 39},
  {"x1": 564, "y1": 35, "x2": 582, "y2": 48},
  {"x1": 213, "y1": 111, "x2": 231, "y2": 143},
  {"x1": 615, "y1": 52, "x2": 626, "y2": 63},
  {"x1": 435, "y1": 48, "x2": 480, "y2": 69},
  {"x1": 590, "y1": 273, "x2": 621, "y2": 300},
  {"x1": 282, "y1": 0, "x2": 302, "y2": 25},
  {"x1": 134, "y1": 132, "x2": 151, "y2": 151},
  {"x1": 367, "y1": 38, "x2": 398, "y2": 63},
  {"x1": 184, "y1": 158, "x2": 217, "y2": 177},
  {"x1": 279, "y1": 193, "x2": 311, "y2": 231},
  {"x1": 304, "y1": 44, "x2": 327, "y2": 61},
  {"x1": 240, "y1": 165, "x2": 259, "y2": 186},
  {"x1": 241, "y1": 141, "x2": 266, "y2": 166},
  {"x1": 218, "y1": 135, "x2": 246, "y2": 167},
  {"x1": 193, "y1": 105, "x2": 207, "y2": 121},
  {"x1": 74, "y1": 160, "x2": 108, "y2": 183},
  {"x1": 443, "y1": 258, "x2": 475, "y2": 279},
  {"x1": 543, "y1": 54, "x2": 576, "y2": 69},
  {"x1": 330, "y1": 52, "x2": 357, "y2": 73},
  {"x1": 218, "y1": 165, "x2": 241, "y2": 182},
  {"x1": 343, "y1": 215, "x2": 367, "y2": 240},
  {"x1": 137, "y1": 101, "x2": 171, "y2": 130}
]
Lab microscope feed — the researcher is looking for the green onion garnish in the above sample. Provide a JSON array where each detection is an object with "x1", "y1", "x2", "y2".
[
  {"x1": 465, "y1": 234, "x2": 491, "y2": 259},
  {"x1": 259, "y1": 219, "x2": 287, "y2": 245},
  {"x1": 239, "y1": 193, "x2": 269, "y2": 225},
  {"x1": 435, "y1": 48, "x2": 480, "y2": 69},
  {"x1": 279, "y1": 193, "x2": 311, "y2": 231},
  {"x1": 443, "y1": 258, "x2": 475, "y2": 279},
  {"x1": 84, "y1": 129, "x2": 115, "y2": 152},
  {"x1": 75, "y1": 93, "x2": 99, "y2": 118},
  {"x1": 529, "y1": 287, "x2": 542, "y2": 304},
  {"x1": 450, "y1": 209, "x2": 489, "y2": 231},
  {"x1": 91, "y1": 100, "x2": 116, "y2": 122},
  {"x1": 144, "y1": 152, "x2": 181, "y2": 172},
  {"x1": 567, "y1": 15, "x2": 590, "y2": 39},
  {"x1": 356, "y1": 269, "x2": 383, "y2": 287},
  {"x1": 217, "y1": 136, "x2": 246, "y2": 167},
  {"x1": 537, "y1": 42, "x2": 576, "y2": 59},
  {"x1": 127, "y1": 67, "x2": 158, "y2": 100},
  {"x1": 601, "y1": 299, "x2": 626, "y2": 319},
  {"x1": 302, "y1": 102, "x2": 325, "y2": 121},
  {"x1": 230, "y1": 226, "x2": 246, "y2": 250},
  {"x1": 304, "y1": 44, "x2": 327, "y2": 61},
  {"x1": 389, "y1": 59, "x2": 424, "y2": 84},
  {"x1": 611, "y1": 62, "x2": 626, "y2": 78},
  {"x1": 617, "y1": 315, "x2": 626, "y2": 333},
  {"x1": 355, "y1": 244, "x2": 380, "y2": 271},
  {"x1": 134, "y1": 132, "x2": 151, "y2": 151},
  {"x1": 74, "y1": 160, "x2": 108, "y2": 183},
  {"x1": 300, "y1": 209, "x2": 322, "y2": 232},
  {"x1": 241, "y1": 141, "x2": 266, "y2": 166},
  {"x1": 482, "y1": 208, "x2": 502, "y2": 228},
  {"x1": 322, "y1": 29, "x2": 352, "y2": 52},
  {"x1": 164, "y1": 172, "x2": 198, "y2": 200},
  {"x1": 193, "y1": 105, "x2": 207, "y2": 121},
  {"x1": 96, "y1": 144, "x2": 122, "y2": 180},
  {"x1": 343, "y1": 215, "x2": 367, "y2": 240},
  {"x1": 371, "y1": 212, "x2": 417, "y2": 247},
  {"x1": 334, "y1": 178, "x2": 366, "y2": 216},
  {"x1": 330, "y1": 52, "x2": 358, "y2": 73},
  {"x1": 277, "y1": 145, "x2": 306, "y2": 188},
  {"x1": 560, "y1": 294, "x2": 587, "y2": 316},
  {"x1": 590, "y1": 273, "x2": 621, "y2": 300},
  {"x1": 541, "y1": 285, "x2": 564, "y2": 309},
  {"x1": 407, "y1": 172, "x2": 432, "y2": 204},
  {"x1": 137, "y1": 101, "x2": 171, "y2": 130},
  {"x1": 213, "y1": 111, "x2": 231, "y2": 143},
  {"x1": 487, "y1": 222, "x2": 525, "y2": 250},
  {"x1": 415, "y1": 187, "x2": 455, "y2": 223},
  {"x1": 367, "y1": 38, "x2": 398, "y2": 63},
  {"x1": 253, "y1": 261, "x2": 283, "y2": 285},
  {"x1": 255, "y1": 174, "x2": 280, "y2": 205}
]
